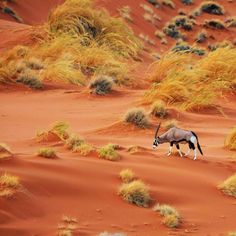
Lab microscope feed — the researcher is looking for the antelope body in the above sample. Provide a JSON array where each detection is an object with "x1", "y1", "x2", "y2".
[{"x1": 152, "y1": 124, "x2": 203, "y2": 160}]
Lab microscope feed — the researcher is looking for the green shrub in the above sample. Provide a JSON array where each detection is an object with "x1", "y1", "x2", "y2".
[
  {"x1": 66, "y1": 134, "x2": 84, "y2": 151},
  {"x1": 173, "y1": 16, "x2": 195, "y2": 31},
  {"x1": 89, "y1": 75, "x2": 114, "y2": 95},
  {"x1": 218, "y1": 173, "x2": 236, "y2": 198},
  {"x1": 98, "y1": 144, "x2": 119, "y2": 161},
  {"x1": 16, "y1": 70, "x2": 43, "y2": 89},
  {"x1": 150, "y1": 100, "x2": 168, "y2": 118},
  {"x1": 124, "y1": 108, "x2": 149, "y2": 128},
  {"x1": 118, "y1": 180, "x2": 151, "y2": 207},
  {"x1": 37, "y1": 147, "x2": 57, "y2": 158},
  {"x1": 163, "y1": 24, "x2": 183, "y2": 39}
]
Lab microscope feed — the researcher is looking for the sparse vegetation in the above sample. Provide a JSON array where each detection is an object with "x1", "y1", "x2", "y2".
[
  {"x1": 73, "y1": 143, "x2": 93, "y2": 156},
  {"x1": 226, "y1": 18, "x2": 236, "y2": 28},
  {"x1": 153, "y1": 204, "x2": 180, "y2": 228},
  {"x1": 173, "y1": 16, "x2": 195, "y2": 31},
  {"x1": 161, "y1": 0, "x2": 175, "y2": 9},
  {"x1": 150, "y1": 100, "x2": 168, "y2": 118},
  {"x1": 16, "y1": 70, "x2": 43, "y2": 89},
  {"x1": 99, "y1": 232, "x2": 126, "y2": 236},
  {"x1": 124, "y1": 108, "x2": 149, "y2": 128},
  {"x1": 0, "y1": 173, "x2": 20, "y2": 198},
  {"x1": 0, "y1": 143, "x2": 12, "y2": 160},
  {"x1": 119, "y1": 169, "x2": 135, "y2": 183},
  {"x1": 198, "y1": 1, "x2": 225, "y2": 15},
  {"x1": 195, "y1": 30, "x2": 208, "y2": 43},
  {"x1": 218, "y1": 173, "x2": 236, "y2": 198},
  {"x1": 118, "y1": 180, "x2": 151, "y2": 207},
  {"x1": 66, "y1": 134, "x2": 84, "y2": 151},
  {"x1": 182, "y1": 0, "x2": 194, "y2": 5},
  {"x1": 37, "y1": 147, "x2": 57, "y2": 159},
  {"x1": 164, "y1": 120, "x2": 178, "y2": 130},
  {"x1": 98, "y1": 144, "x2": 119, "y2": 161},
  {"x1": 89, "y1": 75, "x2": 114, "y2": 95},
  {"x1": 204, "y1": 19, "x2": 225, "y2": 29},
  {"x1": 225, "y1": 126, "x2": 236, "y2": 150},
  {"x1": 145, "y1": 47, "x2": 236, "y2": 111},
  {"x1": 118, "y1": 6, "x2": 133, "y2": 23}
]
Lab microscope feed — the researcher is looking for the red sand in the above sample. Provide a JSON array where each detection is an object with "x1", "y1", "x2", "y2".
[{"x1": 1, "y1": 0, "x2": 236, "y2": 236}]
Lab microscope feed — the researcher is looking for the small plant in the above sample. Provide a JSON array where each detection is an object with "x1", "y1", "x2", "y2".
[
  {"x1": 161, "y1": 38, "x2": 168, "y2": 45},
  {"x1": 154, "y1": 30, "x2": 165, "y2": 39},
  {"x1": 140, "y1": 3, "x2": 154, "y2": 14},
  {"x1": 162, "y1": 214, "x2": 180, "y2": 228},
  {"x1": 99, "y1": 232, "x2": 126, "y2": 236},
  {"x1": 161, "y1": 0, "x2": 175, "y2": 9},
  {"x1": 58, "y1": 215, "x2": 77, "y2": 236},
  {"x1": 163, "y1": 24, "x2": 183, "y2": 39},
  {"x1": 204, "y1": 19, "x2": 225, "y2": 29},
  {"x1": 218, "y1": 173, "x2": 236, "y2": 198},
  {"x1": 118, "y1": 6, "x2": 133, "y2": 23},
  {"x1": 150, "y1": 100, "x2": 168, "y2": 118},
  {"x1": 119, "y1": 169, "x2": 135, "y2": 183},
  {"x1": 228, "y1": 232, "x2": 236, "y2": 236},
  {"x1": 0, "y1": 173, "x2": 20, "y2": 198},
  {"x1": 224, "y1": 126, "x2": 236, "y2": 150},
  {"x1": 143, "y1": 13, "x2": 155, "y2": 24},
  {"x1": 182, "y1": 0, "x2": 194, "y2": 5},
  {"x1": 98, "y1": 144, "x2": 119, "y2": 161},
  {"x1": 195, "y1": 30, "x2": 208, "y2": 43},
  {"x1": 226, "y1": 18, "x2": 236, "y2": 28},
  {"x1": 164, "y1": 120, "x2": 178, "y2": 130},
  {"x1": 26, "y1": 57, "x2": 44, "y2": 70},
  {"x1": 66, "y1": 134, "x2": 84, "y2": 151},
  {"x1": 73, "y1": 143, "x2": 93, "y2": 156},
  {"x1": 37, "y1": 147, "x2": 57, "y2": 159},
  {"x1": 124, "y1": 108, "x2": 149, "y2": 128},
  {"x1": 0, "y1": 143, "x2": 12, "y2": 160},
  {"x1": 153, "y1": 204, "x2": 180, "y2": 228},
  {"x1": 118, "y1": 180, "x2": 151, "y2": 207},
  {"x1": 16, "y1": 70, "x2": 43, "y2": 89},
  {"x1": 199, "y1": 1, "x2": 225, "y2": 15},
  {"x1": 173, "y1": 16, "x2": 195, "y2": 31},
  {"x1": 89, "y1": 75, "x2": 114, "y2": 95},
  {"x1": 146, "y1": 0, "x2": 160, "y2": 8}
]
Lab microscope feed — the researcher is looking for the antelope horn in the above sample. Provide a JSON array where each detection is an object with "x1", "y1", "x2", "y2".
[{"x1": 155, "y1": 123, "x2": 161, "y2": 138}]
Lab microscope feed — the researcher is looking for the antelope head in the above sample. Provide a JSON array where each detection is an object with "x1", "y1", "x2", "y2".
[{"x1": 153, "y1": 123, "x2": 161, "y2": 149}]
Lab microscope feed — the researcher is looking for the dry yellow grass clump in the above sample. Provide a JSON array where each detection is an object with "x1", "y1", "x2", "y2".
[
  {"x1": 118, "y1": 180, "x2": 151, "y2": 207},
  {"x1": 153, "y1": 204, "x2": 180, "y2": 228},
  {"x1": 119, "y1": 169, "x2": 135, "y2": 183},
  {"x1": 145, "y1": 47, "x2": 236, "y2": 111},
  {"x1": 218, "y1": 173, "x2": 236, "y2": 198},
  {"x1": 124, "y1": 108, "x2": 149, "y2": 128},
  {"x1": 0, "y1": 173, "x2": 20, "y2": 198},
  {"x1": 37, "y1": 147, "x2": 57, "y2": 159},
  {"x1": 224, "y1": 126, "x2": 236, "y2": 150},
  {"x1": 98, "y1": 144, "x2": 119, "y2": 161},
  {"x1": 58, "y1": 215, "x2": 78, "y2": 236}
]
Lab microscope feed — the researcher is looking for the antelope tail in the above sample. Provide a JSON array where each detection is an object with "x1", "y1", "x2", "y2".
[{"x1": 191, "y1": 131, "x2": 203, "y2": 155}]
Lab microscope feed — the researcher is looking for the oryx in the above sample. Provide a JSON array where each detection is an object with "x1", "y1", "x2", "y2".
[{"x1": 152, "y1": 124, "x2": 203, "y2": 160}]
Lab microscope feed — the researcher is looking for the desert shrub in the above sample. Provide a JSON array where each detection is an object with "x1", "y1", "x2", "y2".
[
  {"x1": 153, "y1": 204, "x2": 180, "y2": 228},
  {"x1": 118, "y1": 6, "x2": 133, "y2": 23},
  {"x1": 224, "y1": 126, "x2": 236, "y2": 150},
  {"x1": 118, "y1": 180, "x2": 151, "y2": 207},
  {"x1": 161, "y1": 0, "x2": 175, "y2": 9},
  {"x1": 154, "y1": 30, "x2": 165, "y2": 39},
  {"x1": 98, "y1": 144, "x2": 119, "y2": 161},
  {"x1": 162, "y1": 214, "x2": 180, "y2": 228},
  {"x1": 195, "y1": 30, "x2": 208, "y2": 43},
  {"x1": 161, "y1": 38, "x2": 168, "y2": 45},
  {"x1": 73, "y1": 143, "x2": 93, "y2": 156},
  {"x1": 2, "y1": 6, "x2": 23, "y2": 23},
  {"x1": 204, "y1": 19, "x2": 225, "y2": 29},
  {"x1": 0, "y1": 173, "x2": 20, "y2": 198},
  {"x1": 26, "y1": 57, "x2": 44, "y2": 70},
  {"x1": 163, "y1": 24, "x2": 183, "y2": 39},
  {"x1": 199, "y1": 1, "x2": 225, "y2": 15},
  {"x1": 164, "y1": 120, "x2": 178, "y2": 130},
  {"x1": 37, "y1": 147, "x2": 57, "y2": 159},
  {"x1": 99, "y1": 232, "x2": 126, "y2": 236},
  {"x1": 228, "y1": 232, "x2": 236, "y2": 236},
  {"x1": 146, "y1": 0, "x2": 160, "y2": 8},
  {"x1": 66, "y1": 134, "x2": 84, "y2": 151},
  {"x1": 119, "y1": 169, "x2": 135, "y2": 183},
  {"x1": 182, "y1": 0, "x2": 194, "y2": 5},
  {"x1": 150, "y1": 100, "x2": 168, "y2": 118},
  {"x1": 173, "y1": 16, "x2": 195, "y2": 31},
  {"x1": 178, "y1": 9, "x2": 187, "y2": 16},
  {"x1": 89, "y1": 75, "x2": 114, "y2": 95},
  {"x1": 218, "y1": 173, "x2": 236, "y2": 198},
  {"x1": 124, "y1": 108, "x2": 149, "y2": 128},
  {"x1": 16, "y1": 70, "x2": 43, "y2": 89},
  {"x1": 226, "y1": 18, "x2": 236, "y2": 28},
  {"x1": 58, "y1": 229, "x2": 72, "y2": 236}
]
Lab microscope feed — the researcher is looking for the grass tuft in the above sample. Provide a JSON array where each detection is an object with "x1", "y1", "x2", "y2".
[
  {"x1": 16, "y1": 70, "x2": 43, "y2": 89},
  {"x1": 225, "y1": 126, "x2": 236, "y2": 150},
  {"x1": 0, "y1": 173, "x2": 20, "y2": 198},
  {"x1": 150, "y1": 100, "x2": 168, "y2": 119},
  {"x1": 124, "y1": 108, "x2": 149, "y2": 128},
  {"x1": 118, "y1": 180, "x2": 151, "y2": 207},
  {"x1": 89, "y1": 75, "x2": 114, "y2": 95},
  {"x1": 204, "y1": 19, "x2": 225, "y2": 29},
  {"x1": 218, "y1": 173, "x2": 236, "y2": 198},
  {"x1": 37, "y1": 147, "x2": 57, "y2": 159},
  {"x1": 119, "y1": 169, "x2": 135, "y2": 183},
  {"x1": 98, "y1": 144, "x2": 119, "y2": 161},
  {"x1": 73, "y1": 143, "x2": 93, "y2": 156}
]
